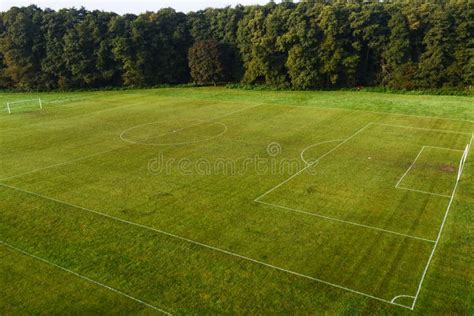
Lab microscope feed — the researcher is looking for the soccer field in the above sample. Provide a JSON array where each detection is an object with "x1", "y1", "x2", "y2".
[{"x1": 0, "y1": 88, "x2": 473, "y2": 314}]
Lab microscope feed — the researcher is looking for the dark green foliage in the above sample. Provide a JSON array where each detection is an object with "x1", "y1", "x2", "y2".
[
  {"x1": 318, "y1": 4, "x2": 359, "y2": 87},
  {"x1": 417, "y1": 5, "x2": 456, "y2": 88},
  {"x1": 0, "y1": 6, "x2": 46, "y2": 90},
  {"x1": 349, "y1": 2, "x2": 390, "y2": 85},
  {"x1": 0, "y1": 1, "x2": 472, "y2": 91},
  {"x1": 285, "y1": 3, "x2": 324, "y2": 89},
  {"x1": 382, "y1": 8, "x2": 413, "y2": 89},
  {"x1": 188, "y1": 40, "x2": 239, "y2": 84},
  {"x1": 188, "y1": 40, "x2": 225, "y2": 85},
  {"x1": 0, "y1": 12, "x2": 8, "y2": 88},
  {"x1": 447, "y1": 3, "x2": 474, "y2": 89},
  {"x1": 63, "y1": 11, "x2": 118, "y2": 88},
  {"x1": 41, "y1": 8, "x2": 83, "y2": 89},
  {"x1": 109, "y1": 9, "x2": 190, "y2": 87}
]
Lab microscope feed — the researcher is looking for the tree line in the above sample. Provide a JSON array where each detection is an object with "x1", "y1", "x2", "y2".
[{"x1": 0, "y1": 1, "x2": 472, "y2": 91}]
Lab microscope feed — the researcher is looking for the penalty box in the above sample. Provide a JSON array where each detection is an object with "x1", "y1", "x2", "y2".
[
  {"x1": 395, "y1": 146, "x2": 465, "y2": 198},
  {"x1": 256, "y1": 123, "x2": 470, "y2": 241},
  {"x1": 255, "y1": 122, "x2": 471, "y2": 306}
]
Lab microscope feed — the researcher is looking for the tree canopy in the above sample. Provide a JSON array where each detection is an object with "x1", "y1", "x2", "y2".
[{"x1": 0, "y1": 1, "x2": 472, "y2": 91}]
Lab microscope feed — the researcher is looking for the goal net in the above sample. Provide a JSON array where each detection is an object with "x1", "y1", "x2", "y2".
[{"x1": 6, "y1": 98, "x2": 43, "y2": 114}]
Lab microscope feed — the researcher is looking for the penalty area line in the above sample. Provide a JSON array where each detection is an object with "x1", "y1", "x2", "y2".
[
  {"x1": 395, "y1": 146, "x2": 425, "y2": 189},
  {"x1": 396, "y1": 186, "x2": 451, "y2": 198},
  {"x1": 255, "y1": 200, "x2": 435, "y2": 243},
  {"x1": 0, "y1": 240, "x2": 172, "y2": 315},
  {"x1": 373, "y1": 123, "x2": 472, "y2": 136},
  {"x1": 395, "y1": 145, "x2": 465, "y2": 199},
  {"x1": 423, "y1": 145, "x2": 464, "y2": 152},
  {"x1": 0, "y1": 182, "x2": 409, "y2": 310},
  {"x1": 300, "y1": 139, "x2": 345, "y2": 166}
]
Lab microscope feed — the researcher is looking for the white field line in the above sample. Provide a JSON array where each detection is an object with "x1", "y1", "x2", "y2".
[
  {"x1": 46, "y1": 97, "x2": 90, "y2": 105},
  {"x1": 5, "y1": 95, "x2": 144, "y2": 118},
  {"x1": 145, "y1": 102, "x2": 263, "y2": 138},
  {"x1": 424, "y1": 146, "x2": 464, "y2": 152},
  {"x1": 395, "y1": 145, "x2": 464, "y2": 198},
  {"x1": 410, "y1": 135, "x2": 473, "y2": 310},
  {"x1": 395, "y1": 146, "x2": 426, "y2": 188},
  {"x1": 396, "y1": 186, "x2": 451, "y2": 199},
  {"x1": 120, "y1": 120, "x2": 228, "y2": 146},
  {"x1": 255, "y1": 123, "x2": 373, "y2": 202},
  {"x1": 174, "y1": 93, "x2": 474, "y2": 124},
  {"x1": 81, "y1": 99, "x2": 149, "y2": 115},
  {"x1": 5, "y1": 92, "x2": 474, "y2": 126},
  {"x1": 0, "y1": 103, "x2": 263, "y2": 182},
  {"x1": 49, "y1": 93, "x2": 163, "y2": 112},
  {"x1": 0, "y1": 240, "x2": 171, "y2": 315},
  {"x1": 0, "y1": 147, "x2": 124, "y2": 182},
  {"x1": 373, "y1": 123, "x2": 472, "y2": 136},
  {"x1": 0, "y1": 183, "x2": 410, "y2": 310},
  {"x1": 391, "y1": 294, "x2": 415, "y2": 304},
  {"x1": 256, "y1": 200, "x2": 435, "y2": 243},
  {"x1": 300, "y1": 139, "x2": 345, "y2": 166},
  {"x1": 267, "y1": 100, "x2": 474, "y2": 124},
  {"x1": 0, "y1": 99, "x2": 147, "y2": 131}
]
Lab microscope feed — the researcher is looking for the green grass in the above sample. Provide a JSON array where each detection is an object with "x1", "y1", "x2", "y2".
[{"x1": 0, "y1": 87, "x2": 472, "y2": 314}]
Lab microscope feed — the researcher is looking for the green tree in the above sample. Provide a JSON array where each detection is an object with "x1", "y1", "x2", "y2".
[
  {"x1": 318, "y1": 4, "x2": 358, "y2": 87},
  {"x1": 150, "y1": 9, "x2": 191, "y2": 84},
  {"x1": 0, "y1": 12, "x2": 9, "y2": 88},
  {"x1": 349, "y1": 2, "x2": 390, "y2": 85},
  {"x1": 0, "y1": 6, "x2": 45, "y2": 90},
  {"x1": 417, "y1": 5, "x2": 455, "y2": 88},
  {"x1": 259, "y1": 3, "x2": 293, "y2": 87},
  {"x1": 382, "y1": 8, "x2": 416, "y2": 89},
  {"x1": 0, "y1": 1, "x2": 471, "y2": 91},
  {"x1": 188, "y1": 40, "x2": 225, "y2": 85},
  {"x1": 445, "y1": 3, "x2": 473, "y2": 88},
  {"x1": 62, "y1": 10, "x2": 117, "y2": 88},
  {"x1": 109, "y1": 14, "x2": 144, "y2": 86},
  {"x1": 41, "y1": 8, "x2": 85, "y2": 89},
  {"x1": 285, "y1": 2, "x2": 324, "y2": 89},
  {"x1": 237, "y1": 6, "x2": 269, "y2": 84}
]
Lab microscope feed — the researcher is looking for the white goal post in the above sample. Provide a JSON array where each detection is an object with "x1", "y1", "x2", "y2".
[
  {"x1": 457, "y1": 142, "x2": 471, "y2": 182},
  {"x1": 6, "y1": 98, "x2": 43, "y2": 114}
]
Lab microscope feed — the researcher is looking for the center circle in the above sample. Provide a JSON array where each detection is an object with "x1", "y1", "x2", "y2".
[{"x1": 120, "y1": 119, "x2": 228, "y2": 146}]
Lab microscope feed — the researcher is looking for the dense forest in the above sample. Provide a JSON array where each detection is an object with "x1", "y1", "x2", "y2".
[{"x1": 0, "y1": 1, "x2": 472, "y2": 91}]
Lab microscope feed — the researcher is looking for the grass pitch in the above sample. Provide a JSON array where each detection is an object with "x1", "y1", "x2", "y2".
[{"x1": 0, "y1": 88, "x2": 473, "y2": 314}]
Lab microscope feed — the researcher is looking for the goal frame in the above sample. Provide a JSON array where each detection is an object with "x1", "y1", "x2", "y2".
[
  {"x1": 457, "y1": 142, "x2": 470, "y2": 182},
  {"x1": 7, "y1": 98, "x2": 43, "y2": 114}
]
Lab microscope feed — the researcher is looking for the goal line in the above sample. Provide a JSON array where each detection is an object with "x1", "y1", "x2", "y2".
[{"x1": 410, "y1": 135, "x2": 472, "y2": 310}]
